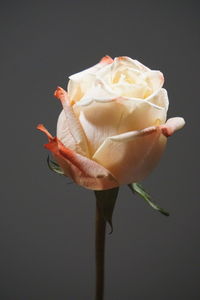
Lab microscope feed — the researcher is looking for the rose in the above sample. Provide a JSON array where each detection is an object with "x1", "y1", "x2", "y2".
[{"x1": 37, "y1": 56, "x2": 185, "y2": 190}]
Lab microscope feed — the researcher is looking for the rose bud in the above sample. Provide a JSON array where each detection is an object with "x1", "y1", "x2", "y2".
[{"x1": 37, "y1": 56, "x2": 185, "y2": 190}]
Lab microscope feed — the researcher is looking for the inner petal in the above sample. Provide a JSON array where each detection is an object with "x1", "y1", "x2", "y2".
[
  {"x1": 112, "y1": 82, "x2": 152, "y2": 99},
  {"x1": 112, "y1": 68, "x2": 141, "y2": 85}
]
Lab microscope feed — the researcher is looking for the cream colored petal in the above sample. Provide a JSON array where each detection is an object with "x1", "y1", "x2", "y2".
[
  {"x1": 147, "y1": 88, "x2": 169, "y2": 110},
  {"x1": 55, "y1": 87, "x2": 89, "y2": 157},
  {"x1": 95, "y1": 57, "x2": 149, "y2": 90},
  {"x1": 75, "y1": 88, "x2": 168, "y2": 155},
  {"x1": 109, "y1": 57, "x2": 164, "y2": 98},
  {"x1": 112, "y1": 81, "x2": 151, "y2": 98},
  {"x1": 68, "y1": 73, "x2": 95, "y2": 104},
  {"x1": 68, "y1": 56, "x2": 113, "y2": 104},
  {"x1": 57, "y1": 110, "x2": 79, "y2": 152},
  {"x1": 92, "y1": 126, "x2": 166, "y2": 184},
  {"x1": 111, "y1": 56, "x2": 150, "y2": 72},
  {"x1": 144, "y1": 70, "x2": 164, "y2": 92},
  {"x1": 75, "y1": 81, "x2": 118, "y2": 106},
  {"x1": 92, "y1": 116, "x2": 185, "y2": 185},
  {"x1": 76, "y1": 100, "x2": 124, "y2": 155},
  {"x1": 111, "y1": 68, "x2": 142, "y2": 84},
  {"x1": 117, "y1": 89, "x2": 168, "y2": 134}
]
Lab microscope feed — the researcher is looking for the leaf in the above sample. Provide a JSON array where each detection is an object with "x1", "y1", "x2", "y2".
[
  {"x1": 128, "y1": 183, "x2": 170, "y2": 217},
  {"x1": 94, "y1": 187, "x2": 119, "y2": 233},
  {"x1": 47, "y1": 155, "x2": 64, "y2": 175}
]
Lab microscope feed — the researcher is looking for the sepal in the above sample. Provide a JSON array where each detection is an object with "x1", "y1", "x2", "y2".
[
  {"x1": 128, "y1": 183, "x2": 169, "y2": 216},
  {"x1": 47, "y1": 155, "x2": 64, "y2": 175}
]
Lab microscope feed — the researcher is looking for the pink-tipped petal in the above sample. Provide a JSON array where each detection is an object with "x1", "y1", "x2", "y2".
[
  {"x1": 93, "y1": 117, "x2": 185, "y2": 186},
  {"x1": 38, "y1": 125, "x2": 118, "y2": 190},
  {"x1": 37, "y1": 124, "x2": 53, "y2": 141},
  {"x1": 68, "y1": 56, "x2": 114, "y2": 104},
  {"x1": 92, "y1": 125, "x2": 166, "y2": 185},
  {"x1": 160, "y1": 117, "x2": 185, "y2": 137},
  {"x1": 92, "y1": 116, "x2": 185, "y2": 185},
  {"x1": 56, "y1": 110, "x2": 80, "y2": 152},
  {"x1": 99, "y1": 55, "x2": 113, "y2": 64},
  {"x1": 54, "y1": 86, "x2": 70, "y2": 105},
  {"x1": 54, "y1": 86, "x2": 89, "y2": 157}
]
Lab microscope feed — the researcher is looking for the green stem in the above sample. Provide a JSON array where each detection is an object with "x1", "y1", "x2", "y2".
[{"x1": 95, "y1": 198, "x2": 106, "y2": 300}]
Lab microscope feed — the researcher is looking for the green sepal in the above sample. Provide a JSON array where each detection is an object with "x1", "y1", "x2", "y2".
[
  {"x1": 47, "y1": 155, "x2": 64, "y2": 175},
  {"x1": 128, "y1": 183, "x2": 170, "y2": 217},
  {"x1": 94, "y1": 187, "x2": 119, "y2": 233}
]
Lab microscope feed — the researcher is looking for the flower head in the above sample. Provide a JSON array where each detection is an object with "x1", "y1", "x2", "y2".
[{"x1": 37, "y1": 56, "x2": 185, "y2": 190}]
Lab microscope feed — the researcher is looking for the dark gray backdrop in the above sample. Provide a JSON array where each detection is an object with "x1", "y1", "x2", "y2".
[{"x1": 1, "y1": 0, "x2": 199, "y2": 299}]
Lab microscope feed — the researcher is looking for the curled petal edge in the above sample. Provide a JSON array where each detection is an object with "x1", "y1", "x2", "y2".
[
  {"x1": 102, "y1": 117, "x2": 185, "y2": 143},
  {"x1": 160, "y1": 117, "x2": 185, "y2": 137}
]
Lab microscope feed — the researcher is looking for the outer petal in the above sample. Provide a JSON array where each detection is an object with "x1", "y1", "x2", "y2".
[
  {"x1": 92, "y1": 117, "x2": 185, "y2": 185},
  {"x1": 55, "y1": 87, "x2": 89, "y2": 157},
  {"x1": 37, "y1": 124, "x2": 118, "y2": 190},
  {"x1": 57, "y1": 110, "x2": 78, "y2": 152},
  {"x1": 68, "y1": 56, "x2": 113, "y2": 104}
]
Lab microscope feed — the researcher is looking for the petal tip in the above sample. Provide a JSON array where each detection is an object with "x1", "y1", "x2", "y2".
[
  {"x1": 159, "y1": 71, "x2": 164, "y2": 84},
  {"x1": 37, "y1": 124, "x2": 53, "y2": 140},
  {"x1": 100, "y1": 55, "x2": 113, "y2": 64},
  {"x1": 54, "y1": 86, "x2": 64, "y2": 99},
  {"x1": 161, "y1": 117, "x2": 185, "y2": 137},
  {"x1": 117, "y1": 56, "x2": 125, "y2": 60},
  {"x1": 54, "y1": 86, "x2": 70, "y2": 105},
  {"x1": 37, "y1": 123, "x2": 45, "y2": 131}
]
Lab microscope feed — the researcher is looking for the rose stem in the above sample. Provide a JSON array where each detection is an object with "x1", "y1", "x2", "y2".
[{"x1": 95, "y1": 197, "x2": 106, "y2": 300}]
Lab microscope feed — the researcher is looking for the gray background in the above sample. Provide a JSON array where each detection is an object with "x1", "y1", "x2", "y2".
[{"x1": 1, "y1": 0, "x2": 199, "y2": 299}]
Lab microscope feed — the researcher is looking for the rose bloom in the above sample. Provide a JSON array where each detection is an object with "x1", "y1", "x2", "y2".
[{"x1": 37, "y1": 56, "x2": 185, "y2": 190}]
